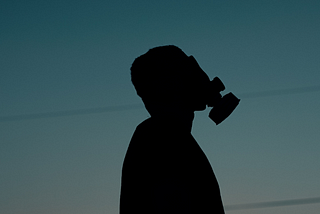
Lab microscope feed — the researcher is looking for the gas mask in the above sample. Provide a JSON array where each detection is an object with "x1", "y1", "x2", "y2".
[
  {"x1": 188, "y1": 56, "x2": 240, "y2": 125},
  {"x1": 207, "y1": 77, "x2": 240, "y2": 125}
]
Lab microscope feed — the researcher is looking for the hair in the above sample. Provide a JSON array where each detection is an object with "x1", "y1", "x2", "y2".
[{"x1": 130, "y1": 45, "x2": 193, "y2": 104}]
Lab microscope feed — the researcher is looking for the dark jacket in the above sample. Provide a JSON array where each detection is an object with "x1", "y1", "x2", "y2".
[{"x1": 120, "y1": 116, "x2": 225, "y2": 214}]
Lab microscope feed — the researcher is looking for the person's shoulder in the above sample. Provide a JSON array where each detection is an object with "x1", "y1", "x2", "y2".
[
  {"x1": 125, "y1": 119, "x2": 152, "y2": 160},
  {"x1": 136, "y1": 117, "x2": 153, "y2": 131},
  {"x1": 131, "y1": 118, "x2": 154, "y2": 142}
]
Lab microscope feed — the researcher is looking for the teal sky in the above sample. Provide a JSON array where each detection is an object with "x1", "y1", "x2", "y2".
[{"x1": 1, "y1": 1, "x2": 320, "y2": 213}]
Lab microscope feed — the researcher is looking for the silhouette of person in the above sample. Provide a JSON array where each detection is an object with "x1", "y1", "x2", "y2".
[{"x1": 120, "y1": 45, "x2": 225, "y2": 214}]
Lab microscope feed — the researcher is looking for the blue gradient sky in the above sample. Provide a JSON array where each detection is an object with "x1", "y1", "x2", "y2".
[{"x1": 1, "y1": 1, "x2": 320, "y2": 213}]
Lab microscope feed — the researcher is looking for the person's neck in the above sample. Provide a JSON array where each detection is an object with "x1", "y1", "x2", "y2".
[{"x1": 150, "y1": 109, "x2": 194, "y2": 133}]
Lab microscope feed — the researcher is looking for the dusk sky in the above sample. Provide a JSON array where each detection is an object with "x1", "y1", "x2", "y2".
[{"x1": 1, "y1": 1, "x2": 320, "y2": 213}]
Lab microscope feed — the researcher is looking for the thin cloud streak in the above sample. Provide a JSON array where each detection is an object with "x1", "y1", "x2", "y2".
[
  {"x1": 0, "y1": 104, "x2": 144, "y2": 122},
  {"x1": 224, "y1": 196, "x2": 320, "y2": 211},
  {"x1": 1, "y1": 85, "x2": 320, "y2": 122},
  {"x1": 238, "y1": 85, "x2": 320, "y2": 99}
]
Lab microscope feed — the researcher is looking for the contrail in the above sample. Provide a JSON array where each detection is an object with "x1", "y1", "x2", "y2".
[
  {"x1": 0, "y1": 103, "x2": 143, "y2": 122},
  {"x1": 1, "y1": 85, "x2": 320, "y2": 122},
  {"x1": 224, "y1": 196, "x2": 320, "y2": 211},
  {"x1": 238, "y1": 85, "x2": 320, "y2": 99}
]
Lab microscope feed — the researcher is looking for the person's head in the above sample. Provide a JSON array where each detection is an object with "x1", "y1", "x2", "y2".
[{"x1": 131, "y1": 45, "x2": 210, "y2": 116}]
